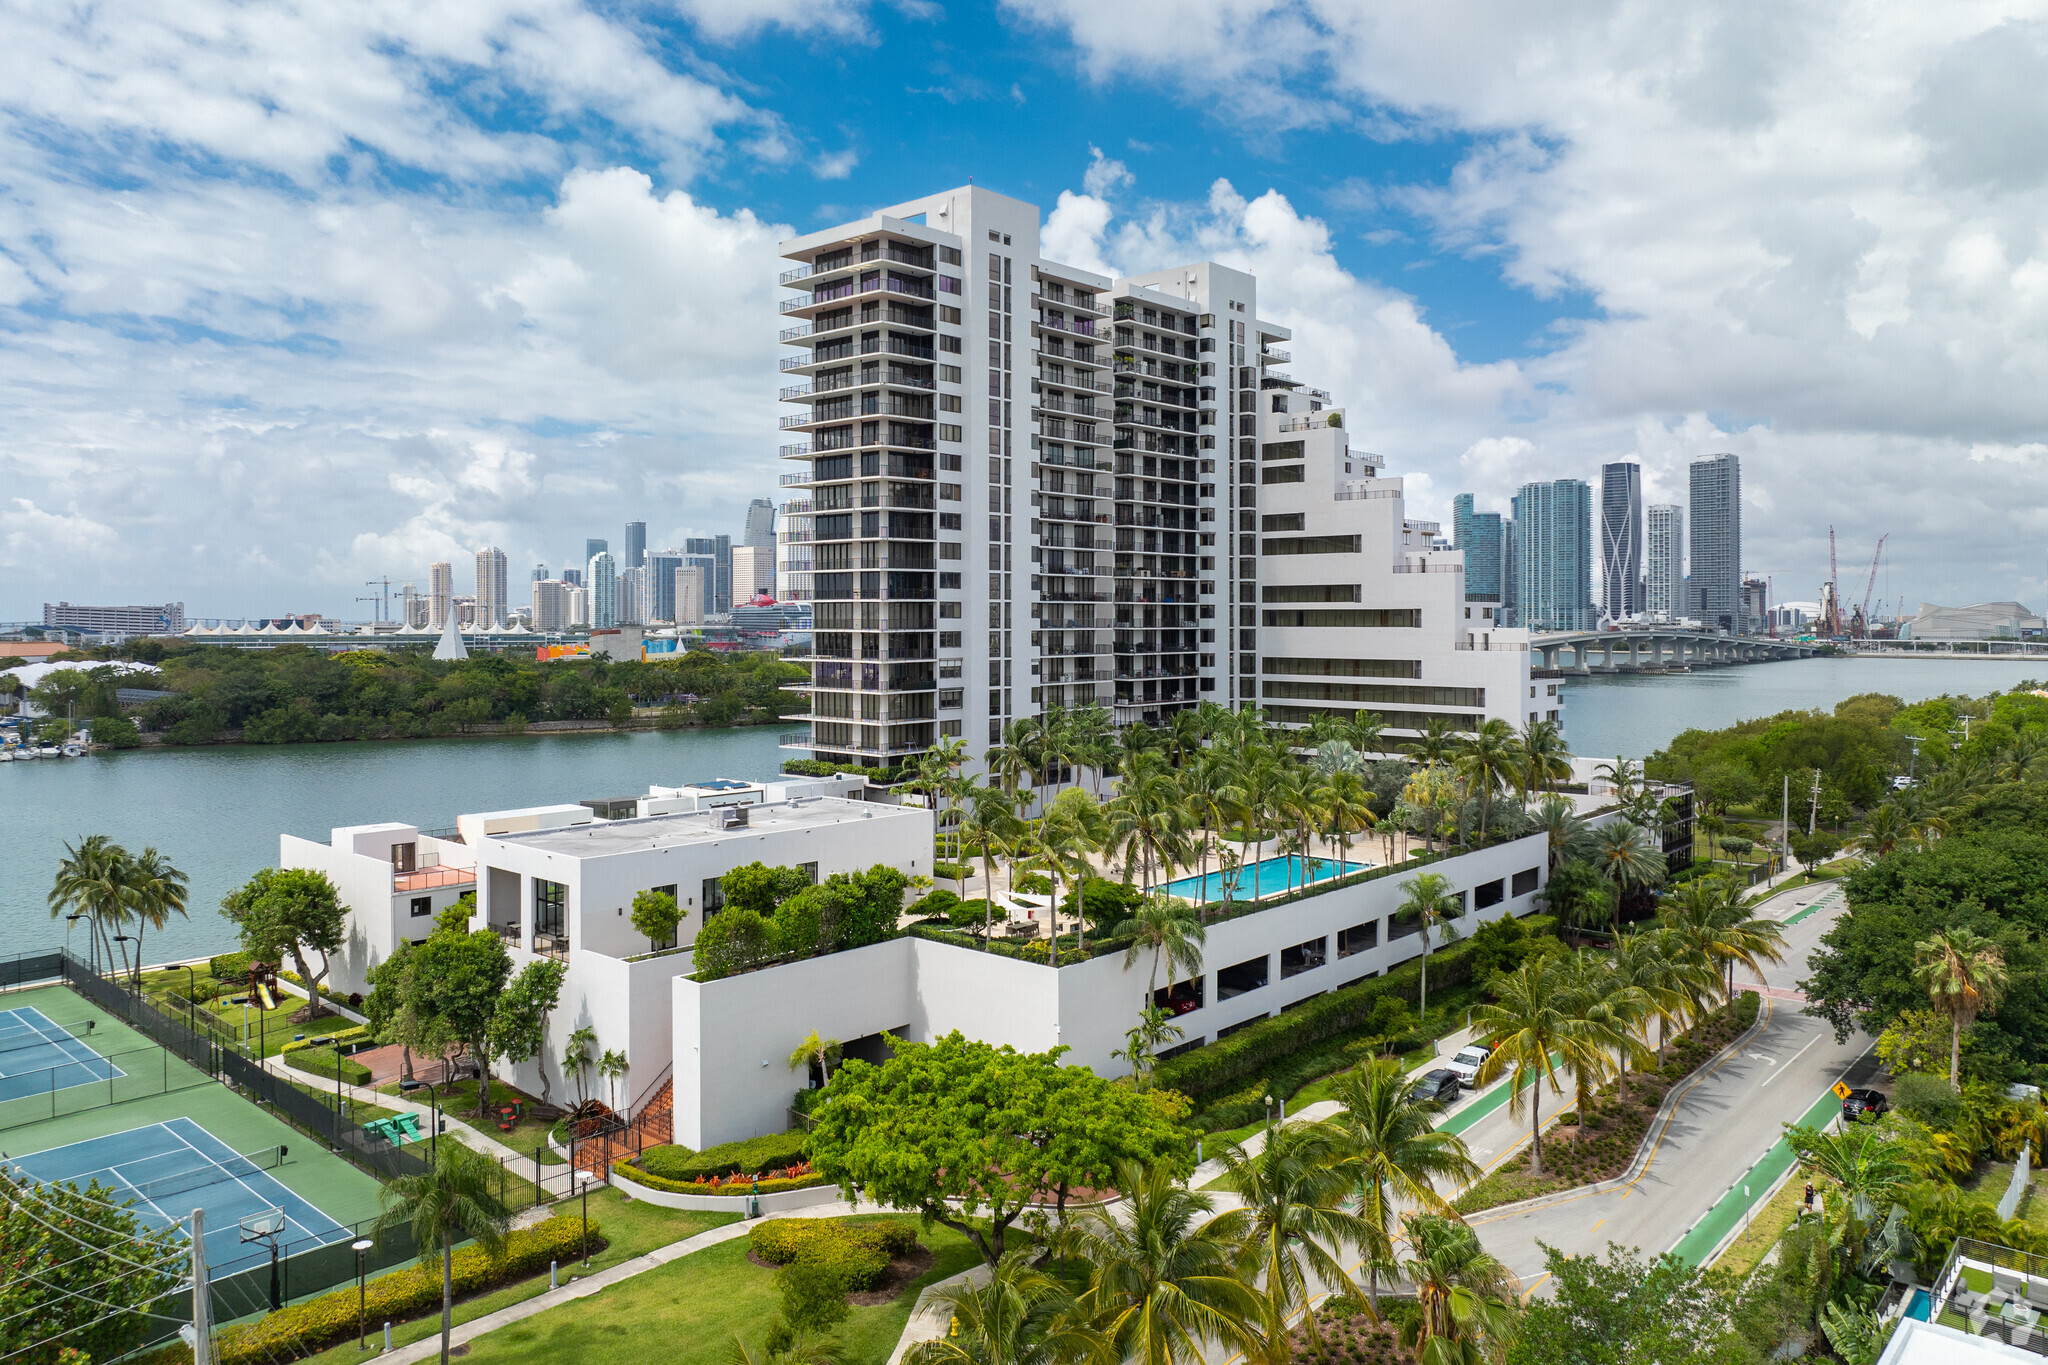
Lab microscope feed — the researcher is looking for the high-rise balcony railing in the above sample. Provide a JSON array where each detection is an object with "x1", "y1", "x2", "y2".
[{"x1": 780, "y1": 276, "x2": 937, "y2": 314}]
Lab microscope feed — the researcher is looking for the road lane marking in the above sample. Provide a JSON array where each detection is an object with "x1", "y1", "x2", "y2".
[
  {"x1": 1758, "y1": 1035, "x2": 1820, "y2": 1087},
  {"x1": 1591, "y1": 1218, "x2": 1604, "y2": 1234},
  {"x1": 1521, "y1": 1272, "x2": 1552, "y2": 1302}
]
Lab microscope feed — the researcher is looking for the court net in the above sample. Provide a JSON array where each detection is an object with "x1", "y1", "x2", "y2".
[
  {"x1": 7, "y1": 1145, "x2": 285, "y2": 1207},
  {"x1": 0, "y1": 1023, "x2": 89, "y2": 1058}
]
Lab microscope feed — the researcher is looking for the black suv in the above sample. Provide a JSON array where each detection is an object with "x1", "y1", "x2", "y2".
[
  {"x1": 1417, "y1": 1069, "x2": 1462, "y2": 1105},
  {"x1": 1842, "y1": 1088, "x2": 1889, "y2": 1121}
]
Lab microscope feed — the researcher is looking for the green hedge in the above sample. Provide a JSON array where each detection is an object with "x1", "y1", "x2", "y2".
[
  {"x1": 1156, "y1": 915, "x2": 1558, "y2": 1105},
  {"x1": 209, "y1": 951, "x2": 254, "y2": 980},
  {"x1": 748, "y1": 1219, "x2": 916, "y2": 1291},
  {"x1": 781, "y1": 758, "x2": 907, "y2": 785},
  {"x1": 637, "y1": 1132, "x2": 807, "y2": 1182},
  {"x1": 210, "y1": 1216, "x2": 602, "y2": 1365},
  {"x1": 282, "y1": 1048, "x2": 373, "y2": 1086}
]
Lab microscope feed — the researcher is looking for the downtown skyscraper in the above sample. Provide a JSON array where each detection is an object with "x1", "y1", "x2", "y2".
[
  {"x1": 1689, "y1": 453, "x2": 1742, "y2": 633},
  {"x1": 1598, "y1": 461, "x2": 1644, "y2": 621},
  {"x1": 1646, "y1": 503, "x2": 1684, "y2": 619},
  {"x1": 1513, "y1": 479, "x2": 1594, "y2": 633},
  {"x1": 1452, "y1": 493, "x2": 1504, "y2": 607},
  {"x1": 475, "y1": 546, "x2": 508, "y2": 628}
]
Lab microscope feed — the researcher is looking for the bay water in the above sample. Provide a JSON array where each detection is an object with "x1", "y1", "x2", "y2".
[{"x1": 5, "y1": 657, "x2": 2040, "y2": 964}]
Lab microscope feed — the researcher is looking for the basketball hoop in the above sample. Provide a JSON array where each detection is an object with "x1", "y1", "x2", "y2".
[{"x1": 239, "y1": 1208, "x2": 286, "y2": 1243}]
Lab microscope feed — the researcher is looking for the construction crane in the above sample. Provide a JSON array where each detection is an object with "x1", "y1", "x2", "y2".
[
  {"x1": 356, "y1": 577, "x2": 394, "y2": 623},
  {"x1": 1850, "y1": 535, "x2": 1888, "y2": 640},
  {"x1": 1817, "y1": 527, "x2": 1846, "y2": 638}
]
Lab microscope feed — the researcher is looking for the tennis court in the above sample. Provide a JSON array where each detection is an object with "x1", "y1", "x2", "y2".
[
  {"x1": 4, "y1": 1117, "x2": 352, "y2": 1270},
  {"x1": 0, "y1": 1005, "x2": 125, "y2": 1100}
]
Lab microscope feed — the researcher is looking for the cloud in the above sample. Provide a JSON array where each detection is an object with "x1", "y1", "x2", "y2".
[
  {"x1": 1009, "y1": 0, "x2": 2048, "y2": 604},
  {"x1": 812, "y1": 148, "x2": 860, "y2": 181},
  {"x1": 1082, "y1": 145, "x2": 1134, "y2": 198},
  {"x1": 660, "y1": 0, "x2": 884, "y2": 42}
]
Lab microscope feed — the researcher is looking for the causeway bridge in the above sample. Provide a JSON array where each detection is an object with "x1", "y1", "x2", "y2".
[{"x1": 1530, "y1": 629, "x2": 1820, "y2": 674}]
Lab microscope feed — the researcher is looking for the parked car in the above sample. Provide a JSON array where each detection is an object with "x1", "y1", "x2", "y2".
[
  {"x1": 1842, "y1": 1087, "x2": 1889, "y2": 1121},
  {"x1": 1444, "y1": 1043, "x2": 1493, "y2": 1085},
  {"x1": 1417, "y1": 1069, "x2": 1462, "y2": 1105}
]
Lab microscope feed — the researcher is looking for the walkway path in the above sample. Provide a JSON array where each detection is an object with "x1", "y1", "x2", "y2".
[{"x1": 378, "y1": 1199, "x2": 872, "y2": 1364}]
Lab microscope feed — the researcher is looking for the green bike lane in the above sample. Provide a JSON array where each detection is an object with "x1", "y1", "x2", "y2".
[{"x1": 1666, "y1": 1086, "x2": 1844, "y2": 1266}]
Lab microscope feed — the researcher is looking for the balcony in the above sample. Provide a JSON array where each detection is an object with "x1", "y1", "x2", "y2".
[
  {"x1": 780, "y1": 276, "x2": 938, "y2": 316},
  {"x1": 394, "y1": 864, "x2": 476, "y2": 893},
  {"x1": 1036, "y1": 314, "x2": 1100, "y2": 338},
  {"x1": 532, "y1": 932, "x2": 569, "y2": 962}
]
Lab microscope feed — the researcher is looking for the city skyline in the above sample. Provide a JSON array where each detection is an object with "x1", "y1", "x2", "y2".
[{"x1": 3, "y1": 4, "x2": 2038, "y2": 619}]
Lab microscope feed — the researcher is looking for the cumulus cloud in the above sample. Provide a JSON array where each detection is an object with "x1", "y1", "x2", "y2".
[{"x1": 1008, "y1": 0, "x2": 2048, "y2": 604}]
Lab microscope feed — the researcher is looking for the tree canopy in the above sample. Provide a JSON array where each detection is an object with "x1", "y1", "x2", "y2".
[
  {"x1": 219, "y1": 867, "x2": 347, "y2": 1013},
  {"x1": 0, "y1": 1171, "x2": 187, "y2": 1365},
  {"x1": 806, "y1": 1031, "x2": 1192, "y2": 1265}
]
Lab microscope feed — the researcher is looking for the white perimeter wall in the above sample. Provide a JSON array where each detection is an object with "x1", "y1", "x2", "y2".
[{"x1": 672, "y1": 832, "x2": 1548, "y2": 1147}]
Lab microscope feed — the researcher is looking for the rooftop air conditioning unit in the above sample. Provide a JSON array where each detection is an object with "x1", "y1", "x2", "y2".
[{"x1": 719, "y1": 806, "x2": 750, "y2": 829}]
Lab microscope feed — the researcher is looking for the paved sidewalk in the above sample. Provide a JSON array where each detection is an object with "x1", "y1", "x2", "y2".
[{"x1": 258, "y1": 1054, "x2": 548, "y2": 1174}]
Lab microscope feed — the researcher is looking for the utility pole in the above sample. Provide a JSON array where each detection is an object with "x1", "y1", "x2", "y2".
[
  {"x1": 191, "y1": 1208, "x2": 214, "y2": 1365},
  {"x1": 1807, "y1": 768, "x2": 1823, "y2": 836},
  {"x1": 1782, "y1": 773, "x2": 1791, "y2": 865}
]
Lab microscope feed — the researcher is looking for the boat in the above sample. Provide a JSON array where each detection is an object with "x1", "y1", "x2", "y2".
[
  {"x1": 61, "y1": 743, "x2": 87, "y2": 758},
  {"x1": 36, "y1": 745, "x2": 61, "y2": 758}
]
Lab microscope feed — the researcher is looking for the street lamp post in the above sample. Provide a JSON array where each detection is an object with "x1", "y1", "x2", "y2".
[
  {"x1": 352, "y1": 1238, "x2": 375, "y2": 1350},
  {"x1": 574, "y1": 1170, "x2": 597, "y2": 1267},
  {"x1": 181, "y1": 965, "x2": 201, "y2": 1033},
  {"x1": 113, "y1": 934, "x2": 136, "y2": 990},
  {"x1": 331, "y1": 1037, "x2": 350, "y2": 1143}
]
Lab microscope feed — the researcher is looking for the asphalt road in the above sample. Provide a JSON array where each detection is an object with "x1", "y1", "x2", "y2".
[{"x1": 1459, "y1": 878, "x2": 1877, "y2": 1293}]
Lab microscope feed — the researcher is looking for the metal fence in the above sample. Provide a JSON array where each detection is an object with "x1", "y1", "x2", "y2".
[
  {"x1": 0, "y1": 1041, "x2": 214, "y2": 1132},
  {"x1": 0, "y1": 950, "x2": 64, "y2": 992}
]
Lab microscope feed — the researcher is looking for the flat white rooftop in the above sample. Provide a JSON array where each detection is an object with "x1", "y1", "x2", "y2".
[{"x1": 490, "y1": 797, "x2": 916, "y2": 858}]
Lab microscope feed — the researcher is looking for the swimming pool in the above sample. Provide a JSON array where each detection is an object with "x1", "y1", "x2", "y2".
[{"x1": 1163, "y1": 855, "x2": 1369, "y2": 903}]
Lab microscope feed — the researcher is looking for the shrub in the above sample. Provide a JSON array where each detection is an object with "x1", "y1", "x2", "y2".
[
  {"x1": 206, "y1": 1216, "x2": 602, "y2": 1365},
  {"x1": 209, "y1": 951, "x2": 254, "y2": 980},
  {"x1": 1894, "y1": 1073, "x2": 1962, "y2": 1127},
  {"x1": 639, "y1": 1132, "x2": 807, "y2": 1182},
  {"x1": 278, "y1": 1026, "x2": 369, "y2": 1054},
  {"x1": 931, "y1": 861, "x2": 971, "y2": 882},
  {"x1": 90, "y1": 714, "x2": 142, "y2": 748},
  {"x1": 909, "y1": 889, "x2": 962, "y2": 921},
  {"x1": 748, "y1": 1219, "x2": 915, "y2": 1292},
  {"x1": 778, "y1": 1259, "x2": 852, "y2": 1332},
  {"x1": 283, "y1": 1048, "x2": 373, "y2": 1086},
  {"x1": 621, "y1": 1164, "x2": 826, "y2": 1196}
]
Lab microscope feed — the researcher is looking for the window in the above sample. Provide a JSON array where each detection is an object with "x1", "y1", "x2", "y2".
[
  {"x1": 940, "y1": 512, "x2": 961, "y2": 530},
  {"x1": 940, "y1": 631, "x2": 962, "y2": 647},
  {"x1": 1280, "y1": 937, "x2": 1327, "y2": 979},
  {"x1": 1262, "y1": 680, "x2": 1485, "y2": 708},
  {"x1": 1216, "y1": 955, "x2": 1269, "y2": 1000},
  {"x1": 939, "y1": 689, "x2": 964, "y2": 708},
  {"x1": 1262, "y1": 441, "x2": 1306, "y2": 460},
  {"x1": 1261, "y1": 513, "x2": 1305, "y2": 532},
  {"x1": 1263, "y1": 656, "x2": 1422, "y2": 679},
  {"x1": 940, "y1": 394, "x2": 961, "y2": 412},
  {"x1": 939, "y1": 364, "x2": 961, "y2": 383},
  {"x1": 1512, "y1": 867, "x2": 1540, "y2": 897},
  {"x1": 1261, "y1": 535, "x2": 1361, "y2": 555},
  {"x1": 1152, "y1": 978, "x2": 1203, "y2": 1014},
  {"x1": 1262, "y1": 585, "x2": 1360, "y2": 604},
  {"x1": 1474, "y1": 879, "x2": 1505, "y2": 910},
  {"x1": 1260, "y1": 465, "x2": 1304, "y2": 485},
  {"x1": 701, "y1": 876, "x2": 725, "y2": 917},
  {"x1": 1262, "y1": 609, "x2": 1422, "y2": 628},
  {"x1": 1337, "y1": 922, "x2": 1377, "y2": 957},
  {"x1": 939, "y1": 600, "x2": 962, "y2": 617},
  {"x1": 390, "y1": 842, "x2": 417, "y2": 873},
  {"x1": 534, "y1": 880, "x2": 567, "y2": 939},
  {"x1": 798, "y1": 863, "x2": 820, "y2": 885},
  {"x1": 938, "y1": 274, "x2": 961, "y2": 293},
  {"x1": 941, "y1": 542, "x2": 963, "y2": 559},
  {"x1": 644, "y1": 883, "x2": 679, "y2": 948},
  {"x1": 940, "y1": 334, "x2": 962, "y2": 352},
  {"x1": 939, "y1": 424, "x2": 963, "y2": 442},
  {"x1": 409, "y1": 896, "x2": 433, "y2": 918},
  {"x1": 939, "y1": 483, "x2": 962, "y2": 500},
  {"x1": 940, "y1": 719, "x2": 962, "y2": 737}
]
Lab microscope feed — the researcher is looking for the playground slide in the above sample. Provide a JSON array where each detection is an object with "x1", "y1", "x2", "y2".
[{"x1": 256, "y1": 982, "x2": 276, "y2": 1011}]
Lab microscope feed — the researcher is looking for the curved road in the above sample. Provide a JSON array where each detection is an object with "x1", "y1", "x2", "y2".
[{"x1": 1461, "y1": 878, "x2": 1874, "y2": 1292}]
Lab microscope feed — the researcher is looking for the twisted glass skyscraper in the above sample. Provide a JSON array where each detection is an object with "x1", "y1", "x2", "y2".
[{"x1": 1599, "y1": 462, "x2": 1643, "y2": 621}]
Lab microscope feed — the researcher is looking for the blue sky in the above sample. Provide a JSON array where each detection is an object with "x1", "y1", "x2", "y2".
[{"x1": 2, "y1": 0, "x2": 2045, "y2": 618}]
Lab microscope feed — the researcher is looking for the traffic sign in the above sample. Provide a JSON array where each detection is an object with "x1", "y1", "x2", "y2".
[{"x1": 1832, "y1": 1081, "x2": 1852, "y2": 1100}]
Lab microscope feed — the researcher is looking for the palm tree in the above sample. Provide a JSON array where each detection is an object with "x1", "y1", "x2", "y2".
[
  {"x1": 1394, "y1": 872, "x2": 1462, "y2": 1027},
  {"x1": 1516, "y1": 718, "x2": 1572, "y2": 798},
  {"x1": 1914, "y1": 927, "x2": 2007, "y2": 1087},
  {"x1": 1848, "y1": 803, "x2": 1908, "y2": 861},
  {"x1": 1531, "y1": 795, "x2": 1592, "y2": 872},
  {"x1": 123, "y1": 847, "x2": 189, "y2": 989},
  {"x1": 1999, "y1": 732, "x2": 2047, "y2": 783},
  {"x1": 1551, "y1": 951, "x2": 1648, "y2": 1114},
  {"x1": 599, "y1": 1048, "x2": 629, "y2": 1113},
  {"x1": 1321, "y1": 770, "x2": 1376, "y2": 871},
  {"x1": 563, "y1": 1025, "x2": 597, "y2": 1109},
  {"x1": 1657, "y1": 876, "x2": 1788, "y2": 1014},
  {"x1": 1454, "y1": 719, "x2": 1519, "y2": 841},
  {"x1": 373, "y1": 1141, "x2": 511, "y2": 1365},
  {"x1": 1345, "y1": 709, "x2": 1390, "y2": 760},
  {"x1": 1590, "y1": 819, "x2": 1666, "y2": 938},
  {"x1": 1165, "y1": 709, "x2": 1207, "y2": 768},
  {"x1": 1311, "y1": 740, "x2": 1368, "y2": 776},
  {"x1": 959, "y1": 784, "x2": 1024, "y2": 947},
  {"x1": 1790, "y1": 1123, "x2": 1915, "y2": 1254},
  {"x1": 905, "y1": 1248, "x2": 1110, "y2": 1365},
  {"x1": 47, "y1": 833, "x2": 134, "y2": 976},
  {"x1": 786, "y1": 1030, "x2": 842, "y2": 1090},
  {"x1": 1117, "y1": 894, "x2": 1206, "y2": 1012},
  {"x1": 1608, "y1": 928, "x2": 1711, "y2": 1070},
  {"x1": 1217, "y1": 1123, "x2": 1372, "y2": 1362},
  {"x1": 1104, "y1": 752, "x2": 1187, "y2": 892},
  {"x1": 1407, "y1": 719, "x2": 1461, "y2": 772},
  {"x1": 1395, "y1": 1214, "x2": 1521, "y2": 1365},
  {"x1": 1111, "y1": 1006, "x2": 1185, "y2": 1091},
  {"x1": 1061, "y1": 1161, "x2": 1263, "y2": 1365},
  {"x1": 1032, "y1": 788, "x2": 1105, "y2": 964},
  {"x1": 1594, "y1": 756, "x2": 1642, "y2": 802},
  {"x1": 1470, "y1": 957, "x2": 1577, "y2": 1176},
  {"x1": 1326, "y1": 1059, "x2": 1481, "y2": 1315}
]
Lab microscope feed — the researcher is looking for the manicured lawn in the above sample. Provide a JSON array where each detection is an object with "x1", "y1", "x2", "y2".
[
  {"x1": 286, "y1": 1192, "x2": 735, "y2": 1365},
  {"x1": 381, "y1": 1076, "x2": 566, "y2": 1162},
  {"x1": 459, "y1": 1214, "x2": 981, "y2": 1365},
  {"x1": 1714, "y1": 1173, "x2": 1809, "y2": 1277}
]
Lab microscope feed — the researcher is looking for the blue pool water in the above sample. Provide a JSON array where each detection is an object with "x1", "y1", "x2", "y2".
[
  {"x1": 1164, "y1": 856, "x2": 1369, "y2": 903},
  {"x1": 1906, "y1": 1289, "x2": 1932, "y2": 1321}
]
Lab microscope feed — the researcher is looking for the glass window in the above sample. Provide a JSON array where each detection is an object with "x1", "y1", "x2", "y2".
[
  {"x1": 534, "y1": 880, "x2": 567, "y2": 938},
  {"x1": 702, "y1": 877, "x2": 726, "y2": 916}
]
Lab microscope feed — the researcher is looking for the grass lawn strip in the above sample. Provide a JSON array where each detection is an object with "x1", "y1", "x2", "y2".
[
  {"x1": 1453, "y1": 994, "x2": 1763, "y2": 1216},
  {"x1": 279, "y1": 1193, "x2": 735, "y2": 1365},
  {"x1": 453, "y1": 1213, "x2": 982, "y2": 1365},
  {"x1": 1711, "y1": 1162, "x2": 1809, "y2": 1278}
]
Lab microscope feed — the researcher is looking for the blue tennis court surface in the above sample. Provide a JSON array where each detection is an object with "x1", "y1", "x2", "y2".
[
  {"x1": 5, "y1": 1117, "x2": 351, "y2": 1268},
  {"x1": 0, "y1": 1006, "x2": 124, "y2": 1100}
]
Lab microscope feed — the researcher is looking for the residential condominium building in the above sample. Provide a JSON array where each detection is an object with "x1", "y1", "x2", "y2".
[
  {"x1": 40, "y1": 601, "x2": 187, "y2": 636},
  {"x1": 624, "y1": 522, "x2": 647, "y2": 570},
  {"x1": 1689, "y1": 453, "x2": 1742, "y2": 633},
  {"x1": 475, "y1": 547, "x2": 509, "y2": 629},
  {"x1": 744, "y1": 497, "x2": 776, "y2": 547},
  {"x1": 1598, "y1": 462, "x2": 1644, "y2": 622},
  {"x1": 1646, "y1": 503, "x2": 1684, "y2": 619},
  {"x1": 780, "y1": 185, "x2": 1517, "y2": 769},
  {"x1": 675, "y1": 566, "x2": 706, "y2": 627},
  {"x1": 685, "y1": 535, "x2": 733, "y2": 614},
  {"x1": 732, "y1": 545, "x2": 773, "y2": 603},
  {"x1": 532, "y1": 578, "x2": 572, "y2": 632},
  {"x1": 1451, "y1": 494, "x2": 1503, "y2": 605},
  {"x1": 588, "y1": 550, "x2": 618, "y2": 629},
  {"x1": 428, "y1": 561, "x2": 454, "y2": 630},
  {"x1": 645, "y1": 551, "x2": 684, "y2": 623},
  {"x1": 1513, "y1": 479, "x2": 1595, "y2": 633}
]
